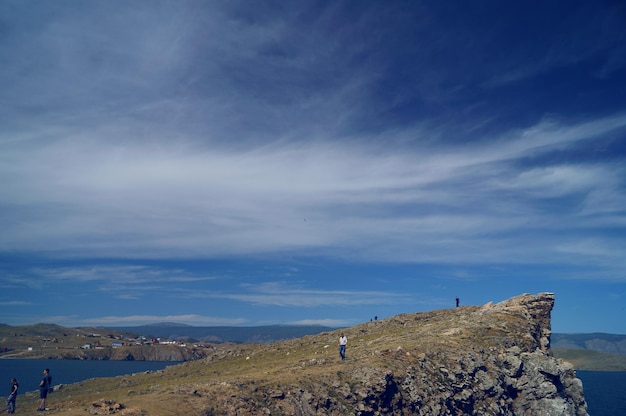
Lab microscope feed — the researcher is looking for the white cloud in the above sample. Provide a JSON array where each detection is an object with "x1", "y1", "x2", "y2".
[
  {"x1": 30, "y1": 265, "x2": 215, "y2": 284},
  {"x1": 183, "y1": 281, "x2": 413, "y2": 308},
  {"x1": 0, "y1": 301, "x2": 31, "y2": 306},
  {"x1": 1, "y1": 113, "x2": 625, "y2": 268}
]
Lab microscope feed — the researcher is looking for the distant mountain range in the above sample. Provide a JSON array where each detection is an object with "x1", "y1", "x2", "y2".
[
  {"x1": 552, "y1": 332, "x2": 626, "y2": 355},
  {"x1": 110, "y1": 323, "x2": 335, "y2": 344}
]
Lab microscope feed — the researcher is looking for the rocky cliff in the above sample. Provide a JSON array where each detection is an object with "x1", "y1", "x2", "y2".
[{"x1": 25, "y1": 293, "x2": 588, "y2": 415}]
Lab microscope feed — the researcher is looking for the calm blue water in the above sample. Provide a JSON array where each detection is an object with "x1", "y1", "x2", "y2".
[
  {"x1": 577, "y1": 370, "x2": 626, "y2": 416},
  {"x1": 0, "y1": 359, "x2": 180, "y2": 396},
  {"x1": 0, "y1": 360, "x2": 623, "y2": 415}
]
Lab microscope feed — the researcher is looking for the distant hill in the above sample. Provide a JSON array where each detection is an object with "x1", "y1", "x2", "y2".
[
  {"x1": 110, "y1": 324, "x2": 334, "y2": 343},
  {"x1": 552, "y1": 333, "x2": 626, "y2": 355},
  {"x1": 0, "y1": 322, "x2": 135, "y2": 340},
  {"x1": 553, "y1": 348, "x2": 626, "y2": 371}
]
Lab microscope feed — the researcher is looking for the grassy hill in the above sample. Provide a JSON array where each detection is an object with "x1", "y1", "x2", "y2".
[
  {"x1": 553, "y1": 348, "x2": 626, "y2": 371},
  {"x1": 0, "y1": 323, "x2": 189, "y2": 360},
  {"x1": 551, "y1": 333, "x2": 626, "y2": 371},
  {"x1": 0, "y1": 323, "x2": 133, "y2": 352}
]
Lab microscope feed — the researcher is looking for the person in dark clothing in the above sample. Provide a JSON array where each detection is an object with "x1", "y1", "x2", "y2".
[
  {"x1": 456, "y1": 297, "x2": 460, "y2": 307},
  {"x1": 6, "y1": 378, "x2": 18, "y2": 414},
  {"x1": 38, "y1": 368, "x2": 51, "y2": 412}
]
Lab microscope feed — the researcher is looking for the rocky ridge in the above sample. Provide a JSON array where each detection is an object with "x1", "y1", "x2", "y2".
[{"x1": 23, "y1": 293, "x2": 587, "y2": 415}]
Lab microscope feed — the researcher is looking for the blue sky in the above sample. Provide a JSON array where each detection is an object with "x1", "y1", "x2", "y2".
[{"x1": 1, "y1": 1, "x2": 625, "y2": 333}]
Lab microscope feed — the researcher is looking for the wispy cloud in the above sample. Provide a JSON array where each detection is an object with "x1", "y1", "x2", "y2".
[
  {"x1": 1, "y1": 114, "x2": 624, "y2": 272},
  {"x1": 183, "y1": 281, "x2": 414, "y2": 308},
  {"x1": 30, "y1": 265, "x2": 217, "y2": 284},
  {"x1": 0, "y1": 301, "x2": 31, "y2": 306}
]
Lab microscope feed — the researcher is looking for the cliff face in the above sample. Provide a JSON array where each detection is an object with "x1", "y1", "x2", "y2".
[{"x1": 35, "y1": 293, "x2": 588, "y2": 416}]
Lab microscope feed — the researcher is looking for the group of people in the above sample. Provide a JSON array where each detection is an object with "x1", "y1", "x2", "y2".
[{"x1": 5, "y1": 368, "x2": 52, "y2": 413}]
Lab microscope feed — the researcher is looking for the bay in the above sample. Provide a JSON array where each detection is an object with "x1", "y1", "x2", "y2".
[
  {"x1": 577, "y1": 370, "x2": 626, "y2": 416},
  {"x1": 0, "y1": 358, "x2": 180, "y2": 396}
]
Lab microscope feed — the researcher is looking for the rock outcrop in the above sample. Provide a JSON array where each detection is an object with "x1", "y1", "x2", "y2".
[{"x1": 33, "y1": 293, "x2": 588, "y2": 416}]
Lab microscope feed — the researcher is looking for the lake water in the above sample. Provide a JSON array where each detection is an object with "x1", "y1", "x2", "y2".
[
  {"x1": 0, "y1": 360, "x2": 623, "y2": 415},
  {"x1": 577, "y1": 370, "x2": 626, "y2": 416},
  {"x1": 0, "y1": 359, "x2": 180, "y2": 396}
]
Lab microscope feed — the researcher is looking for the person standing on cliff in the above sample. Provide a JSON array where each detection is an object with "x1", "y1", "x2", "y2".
[
  {"x1": 6, "y1": 378, "x2": 18, "y2": 414},
  {"x1": 339, "y1": 333, "x2": 348, "y2": 361},
  {"x1": 37, "y1": 368, "x2": 51, "y2": 412}
]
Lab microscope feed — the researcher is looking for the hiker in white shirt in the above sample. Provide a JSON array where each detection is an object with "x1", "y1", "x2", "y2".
[{"x1": 339, "y1": 334, "x2": 347, "y2": 360}]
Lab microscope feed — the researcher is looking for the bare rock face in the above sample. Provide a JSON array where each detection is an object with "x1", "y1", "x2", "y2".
[
  {"x1": 90, "y1": 399, "x2": 125, "y2": 414},
  {"x1": 482, "y1": 291, "x2": 555, "y2": 351}
]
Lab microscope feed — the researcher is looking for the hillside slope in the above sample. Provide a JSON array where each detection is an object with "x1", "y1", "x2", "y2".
[{"x1": 17, "y1": 293, "x2": 587, "y2": 415}]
